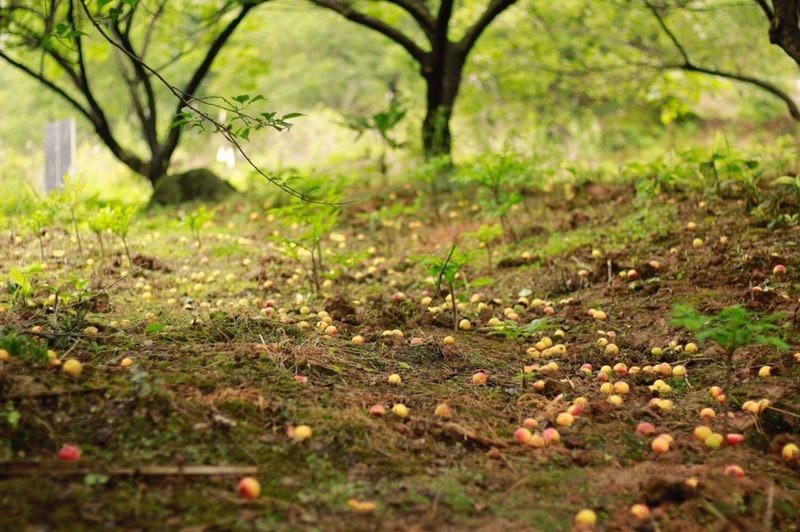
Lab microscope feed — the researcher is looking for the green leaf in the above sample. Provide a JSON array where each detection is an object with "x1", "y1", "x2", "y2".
[{"x1": 145, "y1": 323, "x2": 166, "y2": 334}]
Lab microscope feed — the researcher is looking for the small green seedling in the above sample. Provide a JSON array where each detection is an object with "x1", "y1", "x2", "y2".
[
  {"x1": 467, "y1": 223, "x2": 503, "y2": 270},
  {"x1": 672, "y1": 304, "x2": 787, "y2": 417},
  {"x1": 488, "y1": 318, "x2": 550, "y2": 354},
  {"x1": 416, "y1": 245, "x2": 470, "y2": 330},
  {"x1": 184, "y1": 205, "x2": 215, "y2": 248},
  {"x1": 23, "y1": 204, "x2": 54, "y2": 262}
]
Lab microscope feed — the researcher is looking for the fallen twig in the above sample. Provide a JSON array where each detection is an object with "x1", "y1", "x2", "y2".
[{"x1": 0, "y1": 462, "x2": 258, "y2": 477}]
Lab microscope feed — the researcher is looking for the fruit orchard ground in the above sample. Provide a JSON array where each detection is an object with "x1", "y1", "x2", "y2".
[{"x1": 1, "y1": 182, "x2": 798, "y2": 531}]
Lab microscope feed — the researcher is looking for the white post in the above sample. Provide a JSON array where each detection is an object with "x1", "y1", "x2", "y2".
[{"x1": 44, "y1": 119, "x2": 76, "y2": 193}]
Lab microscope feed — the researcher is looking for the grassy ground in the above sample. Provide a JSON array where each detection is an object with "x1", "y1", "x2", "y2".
[{"x1": 1, "y1": 178, "x2": 799, "y2": 531}]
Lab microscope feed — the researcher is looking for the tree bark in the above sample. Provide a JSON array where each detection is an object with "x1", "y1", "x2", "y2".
[
  {"x1": 756, "y1": 0, "x2": 800, "y2": 67},
  {"x1": 422, "y1": 49, "x2": 464, "y2": 159}
]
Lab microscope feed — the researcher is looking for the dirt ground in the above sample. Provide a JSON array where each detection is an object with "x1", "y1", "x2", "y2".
[{"x1": 1, "y1": 182, "x2": 798, "y2": 531}]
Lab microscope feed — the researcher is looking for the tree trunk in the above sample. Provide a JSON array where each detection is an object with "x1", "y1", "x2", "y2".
[
  {"x1": 767, "y1": 0, "x2": 800, "y2": 67},
  {"x1": 422, "y1": 52, "x2": 464, "y2": 160}
]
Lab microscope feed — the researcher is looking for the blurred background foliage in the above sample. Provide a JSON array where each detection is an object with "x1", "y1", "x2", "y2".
[{"x1": 0, "y1": 0, "x2": 797, "y2": 202}]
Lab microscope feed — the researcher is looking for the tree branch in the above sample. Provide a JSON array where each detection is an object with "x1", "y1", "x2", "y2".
[
  {"x1": 77, "y1": 0, "x2": 326, "y2": 203},
  {"x1": 160, "y1": 3, "x2": 256, "y2": 171},
  {"x1": 458, "y1": 0, "x2": 518, "y2": 57},
  {"x1": 0, "y1": 48, "x2": 93, "y2": 124},
  {"x1": 385, "y1": 0, "x2": 435, "y2": 40},
  {"x1": 644, "y1": 0, "x2": 690, "y2": 64},
  {"x1": 679, "y1": 62, "x2": 800, "y2": 120},
  {"x1": 647, "y1": 0, "x2": 800, "y2": 120},
  {"x1": 308, "y1": 0, "x2": 428, "y2": 62}
]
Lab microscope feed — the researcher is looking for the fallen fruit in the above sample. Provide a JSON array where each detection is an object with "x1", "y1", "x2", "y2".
[
  {"x1": 758, "y1": 366, "x2": 771, "y2": 378},
  {"x1": 237, "y1": 477, "x2": 261, "y2": 499},
  {"x1": 772, "y1": 264, "x2": 786, "y2": 274},
  {"x1": 120, "y1": 357, "x2": 134, "y2": 368},
  {"x1": 556, "y1": 412, "x2": 574, "y2": 427},
  {"x1": 369, "y1": 404, "x2": 386, "y2": 416},
  {"x1": 693, "y1": 426, "x2": 712, "y2": 442},
  {"x1": 471, "y1": 371, "x2": 488, "y2": 385},
  {"x1": 608, "y1": 394, "x2": 623, "y2": 406},
  {"x1": 613, "y1": 381, "x2": 629, "y2": 395},
  {"x1": 0, "y1": 349, "x2": 9, "y2": 361},
  {"x1": 58, "y1": 444, "x2": 81, "y2": 462},
  {"x1": 291, "y1": 425, "x2": 313, "y2": 442},
  {"x1": 434, "y1": 403, "x2": 452, "y2": 418},
  {"x1": 392, "y1": 403, "x2": 409, "y2": 418},
  {"x1": 685, "y1": 342, "x2": 697, "y2": 353},
  {"x1": 726, "y1": 433, "x2": 744, "y2": 447},
  {"x1": 630, "y1": 503, "x2": 650, "y2": 520},
  {"x1": 442, "y1": 336, "x2": 456, "y2": 346},
  {"x1": 574, "y1": 509, "x2": 596, "y2": 526},
  {"x1": 523, "y1": 418, "x2": 539, "y2": 429},
  {"x1": 388, "y1": 373, "x2": 402, "y2": 385},
  {"x1": 724, "y1": 464, "x2": 745, "y2": 478},
  {"x1": 458, "y1": 319, "x2": 472, "y2": 330},
  {"x1": 700, "y1": 407, "x2": 716, "y2": 419},
  {"x1": 636, "y1": 422, "x2": 656, "y2": 436},
  {"x1": 651, "y1": 436, "x2": 670, "y2": 454},
  {"x1": 529, "y1": 434, "x2": 546, "y2": 448},
  {"x1": 62, "y1": 358, "x2": 82, "y2": 378},
  {"x1": 352, "y1": 335, "x2": 365, "y2": 345},
  {"x1": 704, "y1": 433, "x2": 724, "y2": 449},
  {"x1": 542, "y1": 427, "x2": 560, "y2": 445},
  {"x1": 347, "y1": 498, "x2": 377, "y2": 512},
  {"x1": 781, "y1": 443, "x2": 799, "y2": 460},
  {"x1": 514, "y1": 427, "x2": 533, "y2": 443}
]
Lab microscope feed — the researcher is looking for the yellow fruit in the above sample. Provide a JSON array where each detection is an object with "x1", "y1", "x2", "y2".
[
  {"x1": 120, "y1": 357, "x2": 133, "y2": 368},
  {"x1": 782, "y1": 443, "x2": 799, "y2": 461},
  {"x1": 700, "y1": 408, "x2": 716, "y2": 419},
  {"x1": 443, "y1": 336, "x2": 456, "y2": 346},
  {"x1": 693, "y1": 425, "x2": 712, "y2": 442},
  {"x1": 758, "y1": 366, "x2": 771, "y2": 378},
  {"x1": 392, "y1": 403, "x2": 409, "y2": 418},
  {"x1": 434, "y1": 403, "x2": 452, "y2": 418},
  {"x1": 291, "y1": 425, "x2": 313, "y2": 442},
  {"x1": 387, "y1": 373, "x2": 402, "y2": 385},
  {"x1": 613, "y1": 381, "x2": 630, "y2": 395},
  {"x1": 352, "y1": 335, "x2": 365, "y2": 345},
  {"x1": 0, "y1": 349, "x2": 9, "y2": 362},
  {"x1": 62, "y1": 358, "x2": 82, "y2": 378},
  {"x1": 458, "y1": 319, "x2": 472, "y2": 331},
  {"x1": 692, "y1": 238, "x2": 704, "y2": 248},
  {"x1": 685, "y1": 342, "x2": 697, "y2": 353},
  {"x1": 630, "y1": 504, "x2": 650, "y2": 520},
  {"x1": 556, "y1": 412, "x2": 574, "y2": 427},
  {"x1": 608, "y1": 395, "x2": 623, "y2": 406},
  {"x1": 574, "y1": 509, "x2": 597, "y2": 525}
]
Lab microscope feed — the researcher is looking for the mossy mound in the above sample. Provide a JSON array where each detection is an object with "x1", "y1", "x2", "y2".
[{"x1": 150, "y1": 168, "x2": 236, "y2": 205}]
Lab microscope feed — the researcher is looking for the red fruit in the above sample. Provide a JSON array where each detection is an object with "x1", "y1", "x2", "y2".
[
  {"x1": 773, "y1": 264, "x2": 787, "y2": 275},
  {"x1": 597, "y1": 372, "x2": 609, "y2": 383},
  {"x1": 58, "y1": 444, "x2": 81, "y2": 462},
  {"x1": 726, "y1": 433, "x2": 745, "y2": 447},
  {"x1": 716, "y1": 393, "x2": 727, "y2": 404},
  {"x1": 724, "y1": 464, "x2": 745, "y2": 478},
  {"x1": 237, "y1": 477, "x2": 261, "y2": 499},
  {"x1": 636, "y1": 422, "x2": 656, "y2": 436}
]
